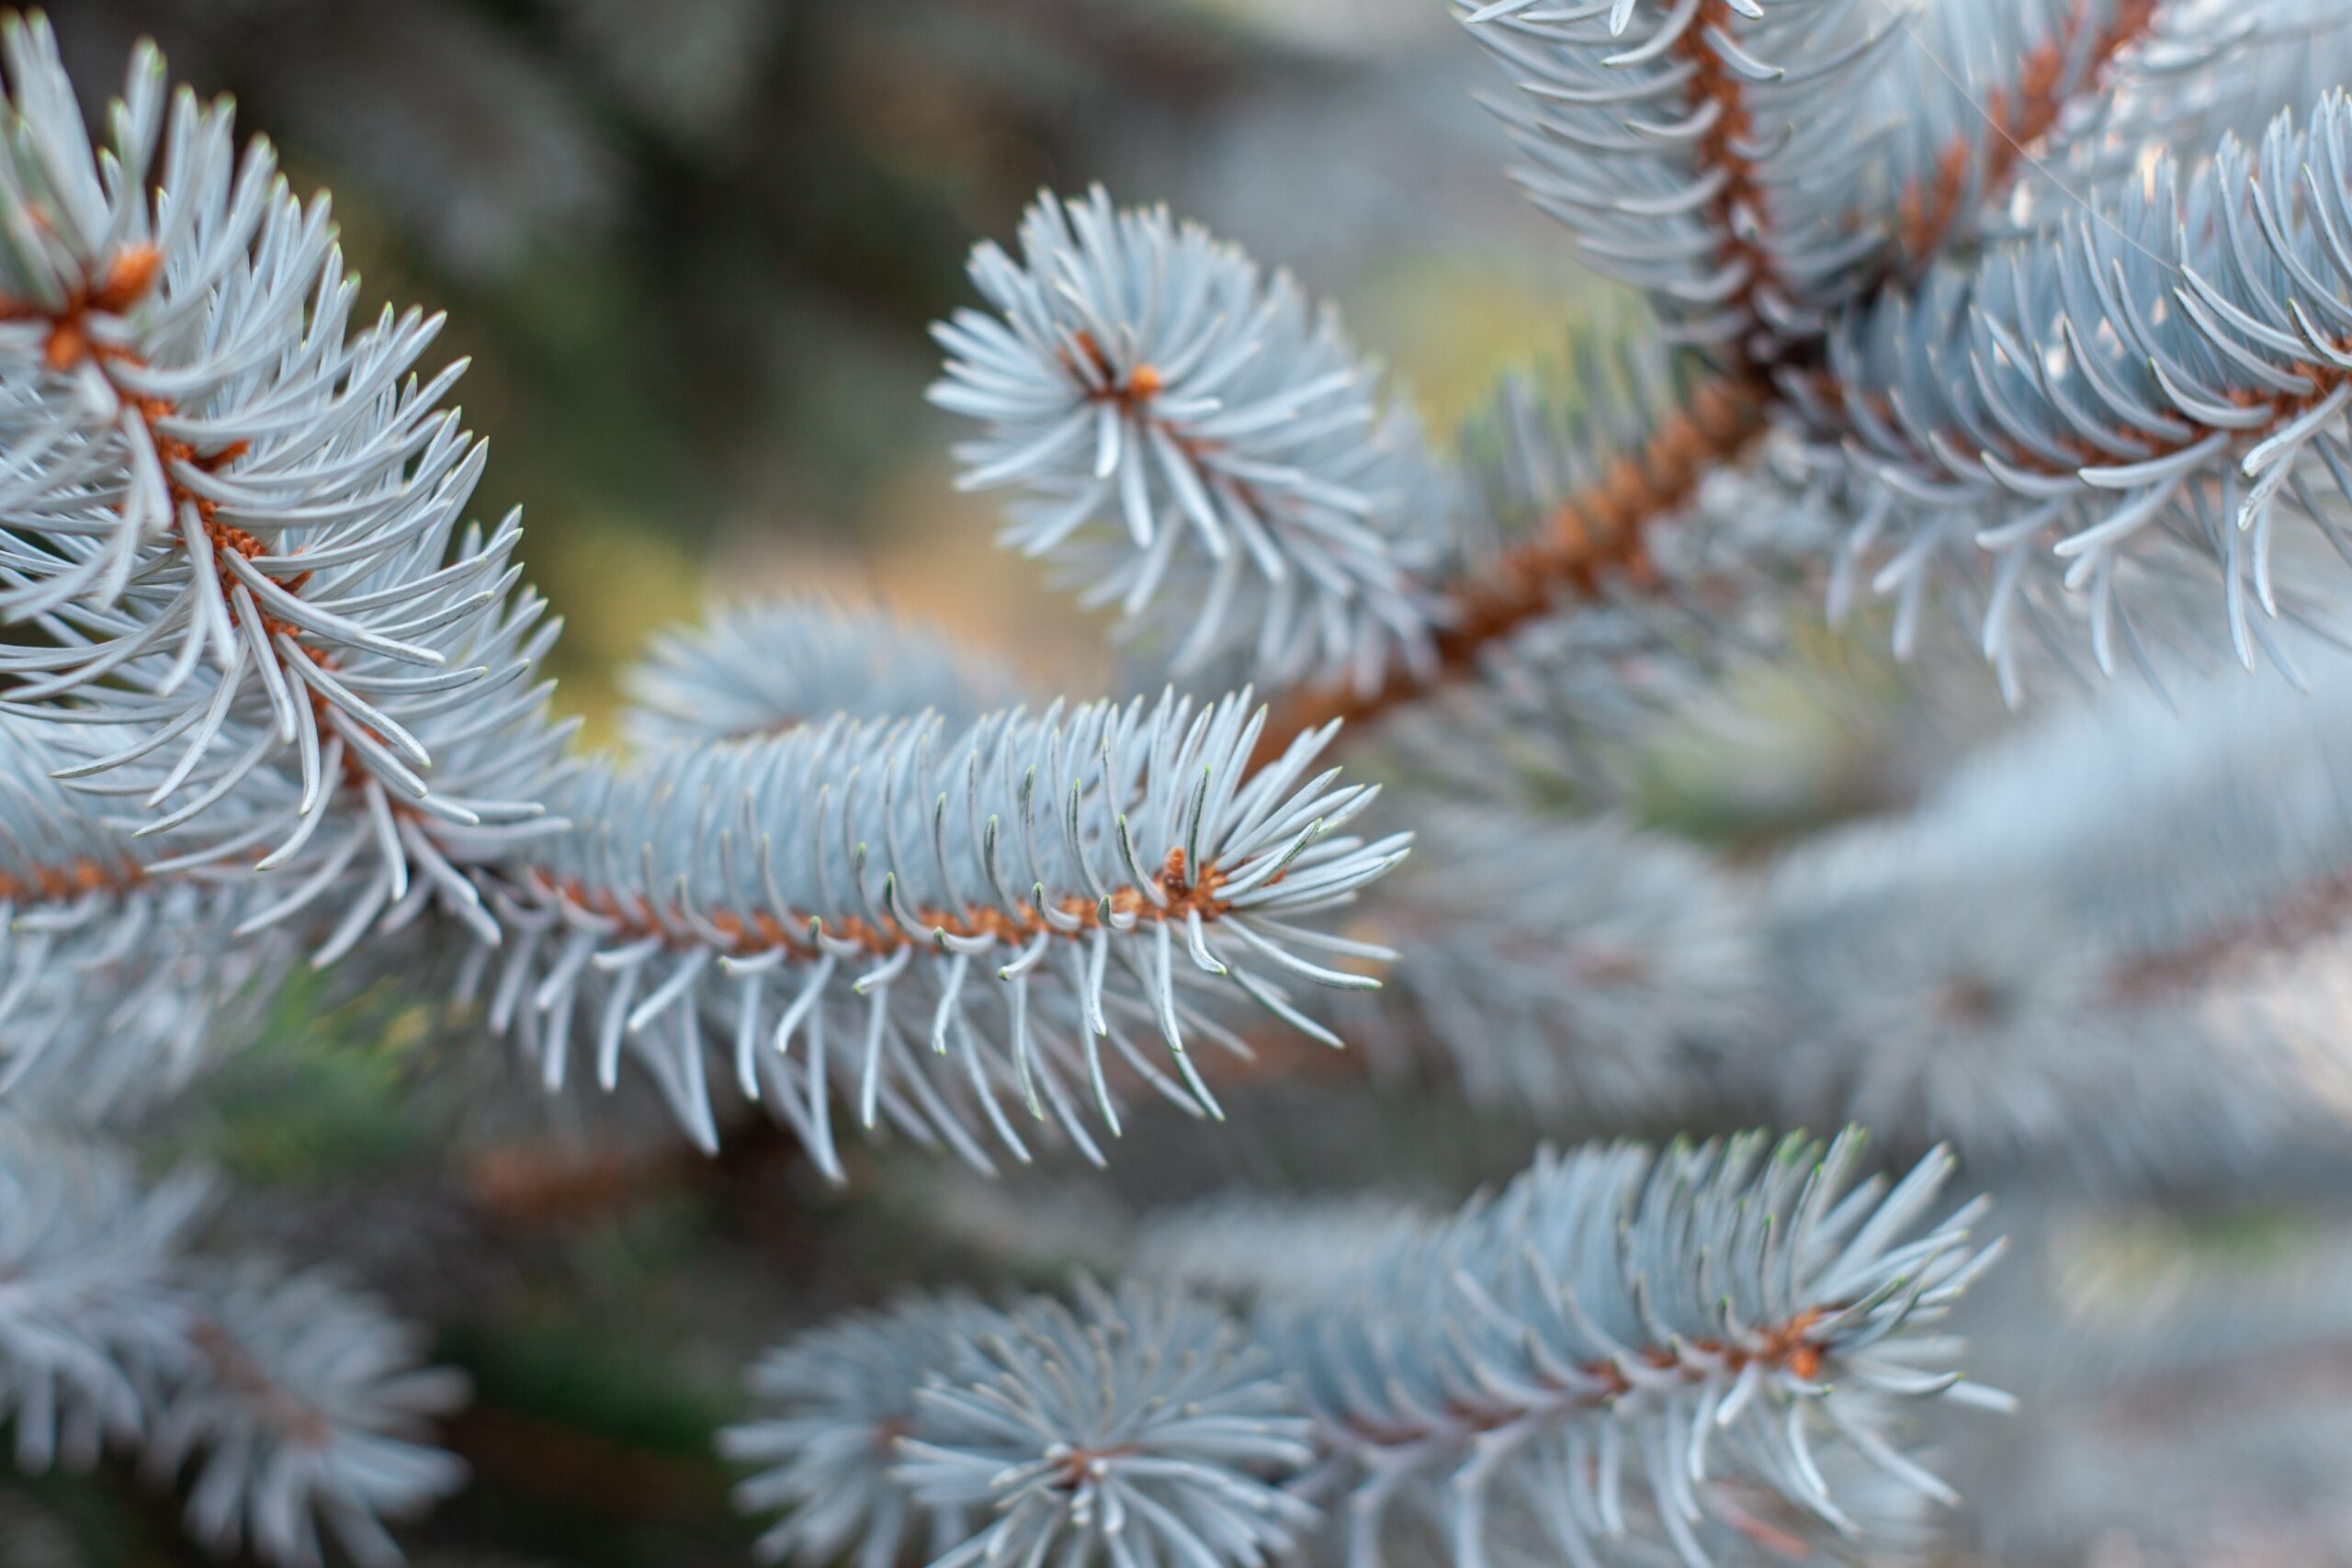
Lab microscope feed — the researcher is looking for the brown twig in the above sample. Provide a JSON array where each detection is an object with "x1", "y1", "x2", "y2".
[
  {"x1": 1325, "y1": 1305, "x2": 1828, "y2": 1450},
  {"x1": 534, "y1": 846, "x2": 1238, "y2": 965},
  {"x1": 0, "y1": 852, "x2": 146, "y2": 903},
  {"x1": 1251, "y1": 370, "x2": 1771, "y2": 765},
  {"x1": 1680, "y1": 0, "x2": 1783, "y2": 332}
]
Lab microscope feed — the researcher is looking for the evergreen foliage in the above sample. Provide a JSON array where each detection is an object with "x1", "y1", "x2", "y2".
[{"x1": 6, "y1": 2, "x2": 2352, "y2": 1563}]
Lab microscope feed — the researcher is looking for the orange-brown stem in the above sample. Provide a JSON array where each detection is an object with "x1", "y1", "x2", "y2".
[
  {"x1": 1250, "y1": 371, "x2": 1770, "y2": 766},
  {"x1": 1680, "y1": 0, "x2": 1780, "y2": 331},
  {"x1": 1332, "y1": 1306, "x2": 1826, "y2": 1450},
  {"x1": 0, "y1": 853, "x2": 146, "y2": 903},
  {"x1": 1, "y1": 243, "x2": 163, "y2": 369},
  {"x1": 539, "y1": 846, "x2": 1238, "y2": 964}
]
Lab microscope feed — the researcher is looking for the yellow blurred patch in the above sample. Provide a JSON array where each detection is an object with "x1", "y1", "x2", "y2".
[{"x1": 535, "y1": 514, "x2": 707, "y2": 747}]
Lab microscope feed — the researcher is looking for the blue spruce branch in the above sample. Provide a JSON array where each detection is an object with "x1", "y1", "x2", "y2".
[
  {"x1": 724, "y1": 1134, "x2": 2006, "y2": 1568},
  {"x1": 1268, "y1": 1130, "x2": 2006, "y2": 1568},
  {"x1": 0, "y1": 20, "x2": 537, "y2": 847},
  {"x1": 898, "y1": 1280, "x2": 1317, "y2": 1568},
  {"x1": 0, "y1": 714, "x2": 293, "y2": 1119},
  {"x1": 487, "y1": 690, "x2": 1408, "y2": 1178},
  {"x1": 1455, "y1": 0, "x2": 2158, "y2": 352},
  {"x1": 932, "y1": 187, "x2": 1456, "y2": 697},
  {"x1": 2006, "y1": 0, "x2": 2346, "y2": 239},
  {"x1": 1805, "y1": 90, "x2": 2352, "y2": 680},
  {"x1": 16, "y1": 6, "x2": 2352, "y2": 1562}
]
